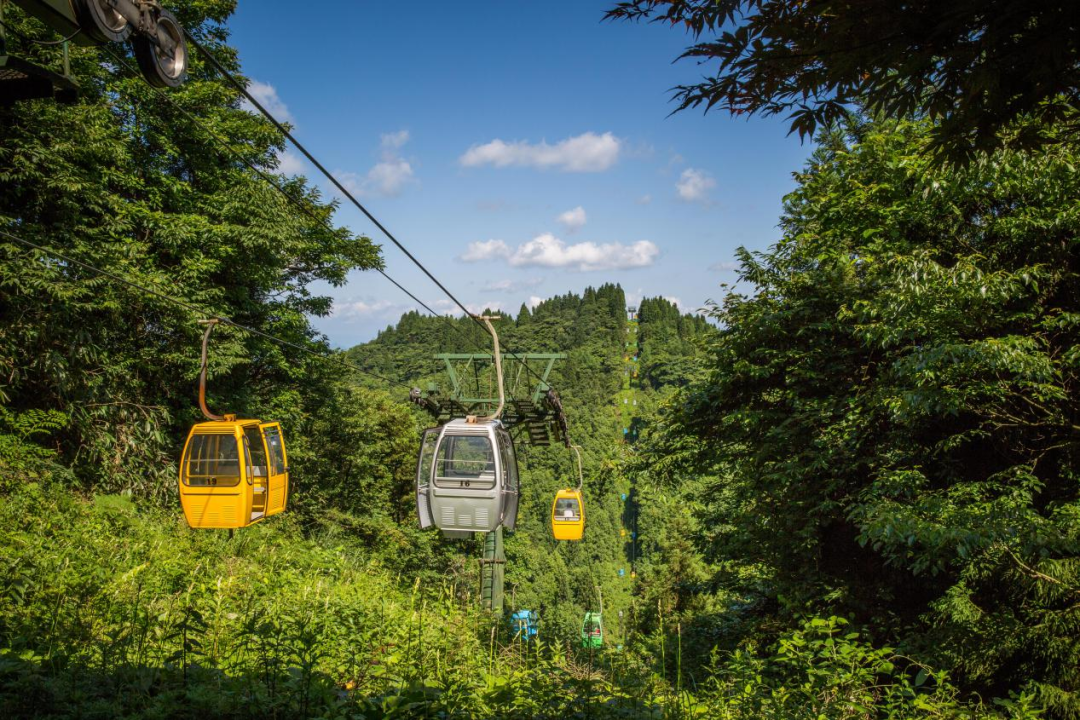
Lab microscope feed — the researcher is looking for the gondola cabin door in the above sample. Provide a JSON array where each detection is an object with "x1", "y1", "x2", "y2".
[
  {"x1": 496, "y1": 425, "x2": 519, "y2": 530},
  {"x1": 416, "y1": 428, "x2": 438, "y2": 529},
  {"x1": 259, "y1": 423, "x2": 288, "y2": 515}
]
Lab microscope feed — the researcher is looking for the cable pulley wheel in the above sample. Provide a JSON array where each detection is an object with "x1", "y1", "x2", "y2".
[
  {"x1": 72, "y1": 0, "x2": 131, "y2": 43},
  {"x1": 133, "y1": 9, "x2": 187, "y2": 88}
]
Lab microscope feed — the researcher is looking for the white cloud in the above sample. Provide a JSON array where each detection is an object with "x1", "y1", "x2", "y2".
[
  {"x1": 429, "y1": 299, "x2": 458, "y2": 315},
  {"x1": 636, "y1": 194, "x2": 652, "y2": 205},
  {"x1": 460, "y1": 132, "x2": 621, "y2": 172},
  {"x1": 337, "y1": 296, "x2": 500, "y2": 321},
  {"x1": 527, "y1": 295, "x2": 544, "y2": 310},
  {"x1": 663, "y1": 296, "x2": 683, "y2": 309},
  {"x1": 516, "y1": 234, "x2": 659, "y2": 271},
  {"x1": 460, "y1": 239, "x2": 511, "y2": 262},
  {"x1": 481, "y1": 278, "x2": 543, "y2": 293},
  {"x1": 333, "y1": 299, "x2": 408, "y2": 319},
  {"x1": 510, "y1": 234, "x2": 658, "y2": 271},
  {"x1": 335, "y1": 129, "x2": 416, "y2": 198},
  {"x1": 710, "y1": 261, "x2": 739, "y2": 272},
  {"x1": 381, "y1": 129, "x2": 410, "y2": 150},
  {"x1": 363, "y1": 159, "x2": 415, "y2": 197},
  {"x1": 462, "y1": 233, "x2": 660, "y2": 272},
  {"x1": 242, "y1": 80, "x2": 294, "y2": 124},
  {"x1": 467, "y1": 302, "x2": 502, "y2": 316},
  {"x1": 276, "y1": 150, "x2": 305, "y2": 176},
  {"x1": 556, "y1": 206, "x2": 587, "y2": 233},
  {"x1": 676, "y1": 168, "x2": 716, "y2": 203}
]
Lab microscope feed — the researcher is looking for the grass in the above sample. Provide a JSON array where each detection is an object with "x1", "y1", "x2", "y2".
[{"x1": 0, "y1": 465, "x2": 1041, "y2": 719}]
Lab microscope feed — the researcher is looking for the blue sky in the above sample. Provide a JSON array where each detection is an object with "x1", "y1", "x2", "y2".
[{"x1": 228, "y1": 1, "x2": 814, "y2": 347}]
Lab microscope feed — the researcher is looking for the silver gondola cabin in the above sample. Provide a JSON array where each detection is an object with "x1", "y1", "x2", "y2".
[{"x1": 416, "y1": 418, "x2": 519, "y2": 538}]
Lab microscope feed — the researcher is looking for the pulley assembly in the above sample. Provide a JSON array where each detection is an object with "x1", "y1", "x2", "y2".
[{"x1": 2, "y1": 0, "x2": 189, "y2": 104}]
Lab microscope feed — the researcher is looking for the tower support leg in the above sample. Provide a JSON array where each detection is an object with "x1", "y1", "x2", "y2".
[{"x1": 480, "y1": 527, "x2": 505, "y2": 613}]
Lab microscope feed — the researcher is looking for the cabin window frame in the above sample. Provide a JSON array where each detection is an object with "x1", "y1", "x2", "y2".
[
  {"x1": 433, "y1": 434, "x2": 497, "y2": 490},
  {"x1": 243, "y1": 426, "x2": 269, "y2": 484},
  {"x1": 182, "y1": 433, "x2": 244, "y2": 487},
  {"x1": 497, "y1": 428, "x2": 518, "y2": 493},
  {"x1": 417, "y1": 427, "x2": 439, "y2": 489},
  {"x1": 262, "y1": 426, "x2": 286, "y2": 476},
  {"x1": 554, "y1": 496, "x2": 582, "y2": 522}
]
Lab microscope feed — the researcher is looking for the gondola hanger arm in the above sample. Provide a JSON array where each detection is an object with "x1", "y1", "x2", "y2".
[
  {"x1": 466, "y1": 315, "x2": 504, "y2": 423},
  {"x1": 198, "y1": 318, "x2": 225, "y2": 422},
  {"x1": 571, "y1": 444, "x2": 584, "y2": 492}
]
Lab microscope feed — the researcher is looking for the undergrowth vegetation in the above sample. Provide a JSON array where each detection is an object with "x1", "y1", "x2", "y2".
[{"x1": 0, "y1": 461, "x2": 1038, "y2": 718}]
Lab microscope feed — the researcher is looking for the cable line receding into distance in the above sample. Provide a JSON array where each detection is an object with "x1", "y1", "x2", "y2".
[
  {"x1": 83, "y1": 32, "x2": 570, "y2": 438},
  {"x1": 0, "y1": 228, "x2": 410, "y2": 391},
  {"x1": 182, "y1": 32, "x2": 566, "y2": 400},
  {"x1": 184, "y1": 33, "x2": 478, "y2": 325},
  {"x1": 97, "y1": 43, "x2": 477, "y2": 347}
]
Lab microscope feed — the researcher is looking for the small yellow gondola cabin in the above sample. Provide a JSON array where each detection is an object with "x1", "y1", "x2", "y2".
[
  {"x1": 551, "y1": 488, "x2": 585, "y2": 541},
  {"x1": 179, "y1": 417, "x2": 289, "y2": 529}
]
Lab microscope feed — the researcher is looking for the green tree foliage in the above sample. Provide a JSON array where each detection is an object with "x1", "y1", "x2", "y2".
[
  {"x1": 0, "y1": 1, "x2": 380, "y2": 499},
  {"x1": 604, "y1": 0, "x2": 1080, "y2": 161},
  {"x1": 698, "y1": 616, "x2": 1042, "y2": 720},
  {"x1": 650, "y1": 116, "x2": 1080, "y2": 716},
  {"x1": 637, "y1": 297, "x2": 710, "y2": 391},
  {"x1": 3, "y1": 2, "x2": 1072, "y2": 715}
]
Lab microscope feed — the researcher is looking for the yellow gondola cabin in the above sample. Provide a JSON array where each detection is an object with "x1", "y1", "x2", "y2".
[
  {"x1": 551, "y1": 488, "x2": 585, "y2": 541},
  {"x1": 179, "y1": 319, "x2": 289, "y2": 530},
  {"x1": 179, "y1": 417, "x2": 289, "y2": 529}
]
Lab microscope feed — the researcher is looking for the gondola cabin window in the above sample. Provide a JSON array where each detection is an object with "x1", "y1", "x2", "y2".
[
  {"x1": 435, "y1": 435, "x2": 496, "y2": 489},
  {"x1": 497, "y1": 429, "x2": 518, "y2": 492},
  {"x1": 183, "y1": 434, "x2": 241, "y2": 487},
  {"x1": 555, "y1": 496, "x2": 580, "y2": 521},
  {"x1": 418, "y1": 430, "x2": 438, "y2": 486},
  {"x1": 263, "y1": 426, "x2": 286, "y2": 475},
  {"x1": 243, "y1": 426, "x2": 268, "y2": 479}
]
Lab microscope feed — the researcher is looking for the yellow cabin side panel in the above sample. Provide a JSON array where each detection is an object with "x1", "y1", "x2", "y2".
[{"x1": 180, "y1": 488, "x2": 248, "y2": 529}]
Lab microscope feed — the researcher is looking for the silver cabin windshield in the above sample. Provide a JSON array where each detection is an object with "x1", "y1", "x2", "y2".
[{"x1": 434, "y1": 435, "x2": 497, "y2": 489}]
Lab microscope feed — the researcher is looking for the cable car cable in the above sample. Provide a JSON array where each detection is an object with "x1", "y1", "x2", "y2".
[
  {"x1": 98, "y1": 41, "x2": 478, "y2": 395},
  {"x1": 0, "y1": 228, "x2": 410, "y2": 391},
  {"x1": 186, "y1": 35, "x2": 558, "y2": 398},
  {"x1": 182, "y1": 33, "x2": 570, "y2": 400},
  {"x1": 184, "y1": 34, "x2": 479, "y2": 330},
  {"x1": 97, "y1": 43, "x2": 451, "y2": 322},
  {"x1": 103, "y1": 37, "x2": 573, "y2": 446},
  {"x1": 97, "y1": 42, "x2": 481, "y2": 358}
]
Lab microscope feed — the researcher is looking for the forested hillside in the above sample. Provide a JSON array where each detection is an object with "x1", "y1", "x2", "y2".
[
  {"x1": 2, "y1": 0, "x2": 1078, "y2": 718},
  {"x1": 350, "y1": 285, "x2": 669, "y2": 643}
]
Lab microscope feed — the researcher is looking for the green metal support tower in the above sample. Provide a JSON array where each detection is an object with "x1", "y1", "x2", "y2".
[
  {"x1": 480, "y1": 526, "x2": 505, "y2": 613},
  {"x1": 416, "y1": 352, "x2": 568, "y2": 446},
  {"x1": 411, "y1": 349, "x2": 568, "y2": 615}
]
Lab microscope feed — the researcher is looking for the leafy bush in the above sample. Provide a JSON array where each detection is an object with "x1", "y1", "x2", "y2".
[{"x1": 698, "y1": 617, "x2": 1042, "y2": 720}]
